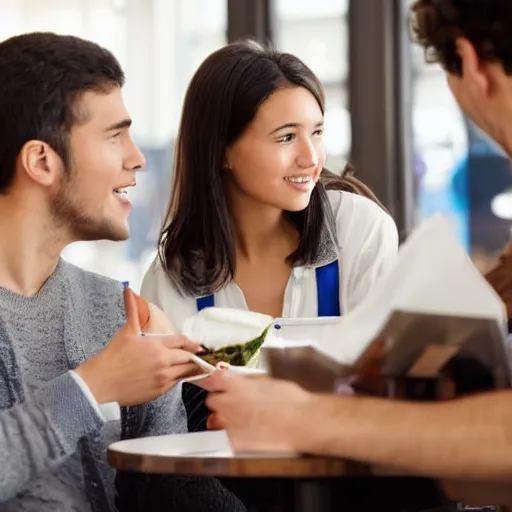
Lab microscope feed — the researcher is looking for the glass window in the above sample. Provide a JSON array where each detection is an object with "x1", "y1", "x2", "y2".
[
  {"x1": 274, "y1": 0, "x2": 350, "y2": 171},
  {"x1": 408, "y1": 0, "x2": 512, "y2": 271},
  {"x1": 1, "y1": 0, "x2": 227, "y2": 291}
]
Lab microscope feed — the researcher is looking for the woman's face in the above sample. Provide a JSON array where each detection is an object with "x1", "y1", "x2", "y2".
[{"x1": 225, "y1": 86, "x2": 325, "y2": 213}]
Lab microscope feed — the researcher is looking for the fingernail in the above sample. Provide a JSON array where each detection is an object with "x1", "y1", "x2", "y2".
[{"x1": 122, "y1": 281, "x2": 130, "y2": 289}]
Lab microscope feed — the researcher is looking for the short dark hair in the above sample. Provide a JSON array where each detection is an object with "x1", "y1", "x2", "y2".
[
  {"x1": 410, "y1": 0, "x2": 512, "y2": 75},
  {"x1": 159, "y1": 40, "x2": 378, "y2": 297},
  {"x1": 0, "y1": 32, "x2": 125, "y2": 192}
]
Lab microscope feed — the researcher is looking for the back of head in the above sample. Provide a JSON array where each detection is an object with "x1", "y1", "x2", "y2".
[
  {"x1": 410, "y1": 0, "x2": 512, "y2": 75},
  {"x1": 0, "y1": 32, "x2": 125, "y2": 193}
]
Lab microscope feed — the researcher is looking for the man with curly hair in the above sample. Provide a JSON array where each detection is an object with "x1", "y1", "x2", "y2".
[
  {"x1": 412, "y1": 0, "x2": 512, "y2": 321},
  {"x1": 198, "y1": 0, "x2": 512, "y2": 498}
]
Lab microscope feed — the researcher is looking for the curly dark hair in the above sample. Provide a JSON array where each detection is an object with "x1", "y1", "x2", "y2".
[{"x1": 410, "y1": 0, "x2": 512, "y2": 75}]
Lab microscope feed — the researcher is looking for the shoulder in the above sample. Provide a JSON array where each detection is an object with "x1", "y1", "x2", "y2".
[
  {"x1": 61, "y1": 260, "x2": 123, "y2": 299},
  {"x1": 142, "y1": 255, "x2": 165, "y2": 283},
  {"x1": 141, "y1": 256, "x2": 185, "y2": 301},
  {"x1": 141, "y1": 256, "x2": 173, "y2": 299},
  {"x1": 141, "y1": 255, "x2": 196, "y2": 332},
  {"x1": 327, "y1": 189, "x2": 393, "y2": 225},
  {"x1": 326, "y1": 190, "x2": 398, "y2": 247},
  {"x1": 60, "y1": 260, "x2": 126, "y2": 338}
]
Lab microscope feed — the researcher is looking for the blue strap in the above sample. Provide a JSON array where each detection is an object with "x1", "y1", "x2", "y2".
[
  {"x1": 315, "y1": 259, "x2": 341, "y2": 317},
  {"x1": 196, "y1": 294, "x2": 214, "y2": 311},
  {"x1": 196, "y1": 259, "x2": 341, "y2": 317}
]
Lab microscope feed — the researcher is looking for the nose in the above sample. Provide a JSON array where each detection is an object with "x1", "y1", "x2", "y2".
[
  {"x1": 125, "y1": 138, "x2": 146, "y2": 172},
  {"x1": 296, "y1": 136, "x2": 318, "y2": 169}
]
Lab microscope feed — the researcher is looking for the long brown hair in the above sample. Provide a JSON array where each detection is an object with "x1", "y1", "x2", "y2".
[
  {"x1": 320, "y1": 165, "x2": 386, "y2": 212},
  {"x1": 160, "y1": 40, "x2": 384, "y2": 296}
]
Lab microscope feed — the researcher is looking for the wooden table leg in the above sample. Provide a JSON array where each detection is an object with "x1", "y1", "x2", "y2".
[{"x1": 291, "y1": 479, "x2": 331, "y2": 512}]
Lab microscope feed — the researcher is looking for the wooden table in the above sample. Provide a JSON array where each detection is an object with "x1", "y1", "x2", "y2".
[
  {"x1": 108, "y1": 433, "x2": 454, "y2": 511},
  {"x1": 108, "y1": 433, "x2": 375, "y2": 512}
]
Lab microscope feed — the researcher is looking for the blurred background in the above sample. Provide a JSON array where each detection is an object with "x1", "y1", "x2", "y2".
[{"x1": 1, "y1": 0, "x2": 510, "y2": 291}]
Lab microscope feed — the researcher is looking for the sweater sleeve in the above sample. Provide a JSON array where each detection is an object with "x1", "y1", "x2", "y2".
[{"x1": 0, "y1": 371, "x2": 104, "y2": 501}]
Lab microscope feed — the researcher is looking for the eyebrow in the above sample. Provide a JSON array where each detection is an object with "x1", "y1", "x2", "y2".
[
  {"x1": 104, "y1": 118, "x2": 132, "y2": 132},
  {"x1": 269, "y1": 121, "x2": 323, "y2": 135}
]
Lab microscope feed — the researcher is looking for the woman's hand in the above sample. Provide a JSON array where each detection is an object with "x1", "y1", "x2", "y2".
[{"x1": 134, "y1": 294, "x2": 178, "y2": 334}]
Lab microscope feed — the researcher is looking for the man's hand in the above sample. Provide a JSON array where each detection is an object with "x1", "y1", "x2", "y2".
[
  {"x1": 75, "y1": 287, "x2": 203, "y2": 405},
  {"x1": 197, "y1": 372, "x2": 312, "y2": 453}
]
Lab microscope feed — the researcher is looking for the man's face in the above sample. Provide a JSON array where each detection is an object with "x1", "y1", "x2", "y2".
[
  {"x1": 446, "y1": 71, "x2": 491, "y2": 135},
  {"x1": 51, "y1": 87, "x2": 145, "y2": 242},
  {"x1": 445, "y1": 38, "x2": 512, "y2": 155}
]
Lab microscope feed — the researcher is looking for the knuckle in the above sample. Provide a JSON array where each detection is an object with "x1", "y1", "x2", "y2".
[
  {"x1": 166, "y1": 349, "x2": 183, "y2": 365},
  {"x1": 151, "y1": 351, "x2": 169, "y2": 370},
  {"x1": 171, "y1": 337, "x2": 186, "y2": 349},
  {"x1": 205, "y1": 394, "x2": 217, "y2": 410},
  {"x1": 154, "y1": 369, "x2": 170, "y2": 387}
]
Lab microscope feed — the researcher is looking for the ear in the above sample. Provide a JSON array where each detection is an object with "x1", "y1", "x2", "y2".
[
  {"x1": 18, "y1": 140, "x2": 64, "y2": 187},
  {"x1": 456, "y1": 37, "x2": 489, "y2": 96}
]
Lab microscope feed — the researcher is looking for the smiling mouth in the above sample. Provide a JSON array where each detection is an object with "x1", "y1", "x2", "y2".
[
  {"x1": 113, "y1": 187, "x2": 128, "y2": 198},
  {"x1": 284, "y1": 176, "x2": 312, "y2": 184},
  {"x1": 113, "y1": 183, "x2": 135, "y2": 205}
]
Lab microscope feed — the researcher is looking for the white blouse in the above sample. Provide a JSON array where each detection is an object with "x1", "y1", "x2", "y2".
[{"x1": 141, "y1": 190, "x2": 399, "y2": 332}]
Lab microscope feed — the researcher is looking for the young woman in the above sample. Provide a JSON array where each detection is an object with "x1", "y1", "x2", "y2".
[{"x1": 141, "y1": 39, "x2": 399, "y2": 332}]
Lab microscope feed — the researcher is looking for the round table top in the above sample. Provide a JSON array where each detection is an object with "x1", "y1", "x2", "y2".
[
  {"x1": 107, "y1": 432, "x2": 371, "y2": 478},
  {"x1": 107, "y1": 449, "x2": 371, "y2": 477}
]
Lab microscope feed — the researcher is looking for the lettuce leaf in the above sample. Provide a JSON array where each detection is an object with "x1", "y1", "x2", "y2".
[{"x1": 199, "y1": 325, "x2": 270, "y2": 366}]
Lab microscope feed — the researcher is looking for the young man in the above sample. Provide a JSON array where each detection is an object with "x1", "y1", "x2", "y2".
[
  {"x1": 200, "y1": 0, "x2": 512, "y2": 486},
  {"x1": 0, "y1": 32, "x2": 243, "y2": 512}
]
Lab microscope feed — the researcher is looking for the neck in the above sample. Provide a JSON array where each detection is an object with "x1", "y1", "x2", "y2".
[
  {"x1": 486, "y1": 81, "x2": 512, "y2": 159},
  {"x1": 228, "y1": 191, "x2": 298, "y2": 261},
  {"x1": 501, "y1": 123, "x2": 512, "y2": 159},
  {"x1": 492, "y1": 100, "x2": 512, "y2": 158},
  {"x1": 0, "y1": 193, "x2": 70, "y2": 296}
]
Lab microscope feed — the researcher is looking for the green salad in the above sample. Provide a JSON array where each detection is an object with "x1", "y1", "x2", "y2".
[{"x1": 199, "y1": 325, "x2": 270, "y2": 367}]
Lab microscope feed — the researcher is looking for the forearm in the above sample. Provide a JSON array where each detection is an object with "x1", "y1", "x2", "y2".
[
  {"x1": 0, "y1": 372, "x2": 104, "y2": 501},
  {"x1": 295, "y1": 390, "x2": 512, "y2": 480}
]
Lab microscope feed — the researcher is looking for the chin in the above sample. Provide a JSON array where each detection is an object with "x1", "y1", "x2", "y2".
[
  {"x1": 106, "y1": 228, "x2": 130, "y2": 242},
  {"x1": 283, "y1": 203, "x2": 309, "y2": 213},
  {"x1": 100, "y1": 216, "x2": 130, "y2": 241},
  {"x1": 104, "y1": 223, "x2": 130, "y2": 242},
  {"x1": 74, "y1": 220, "x2": 130, "y2": 242},
  {"x1": 279, "y1": 197, "x2": 312, "y2": 213}
]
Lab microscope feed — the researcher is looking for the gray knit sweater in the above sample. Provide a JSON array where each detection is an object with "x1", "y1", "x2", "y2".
[{"x1": 0, "y1": 260, "x2": 189, "y2": 512}]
